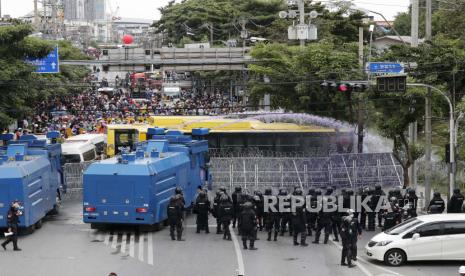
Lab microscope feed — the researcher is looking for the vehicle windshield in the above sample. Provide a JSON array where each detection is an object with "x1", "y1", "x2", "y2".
[
  {"x1": 61, "y1": 154, "x2": 81, "y2": 165},
  {"x1": 384, "y1": 218, "x2": 422, "y2": 235}
]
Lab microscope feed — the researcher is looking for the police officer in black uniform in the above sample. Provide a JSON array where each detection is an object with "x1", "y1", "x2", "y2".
[
  {"x1": 366, "y1": 187, "x2": 376, "y2": 231},
  {"x1": 358, "y1": 187, "x2": 368, "y2": 230},
  {"x1": 232, "y1": 186, "x2": 243, "y2": 228},
  {"x1": 428, "y1": 192, "x2": 445, "y2": 214},
  {"x1": 253, "y1": 190, "x2": 264, "y2": 231},
  {"x1": 448, "y1": 188, "x2": 465, "y2": 213},
  {"x1": 264, "y1": 188, "x2": 280, "y2": 241},
  {"x1": 340, "y1": 209, "x2": 361, "y2": 268},
  {"x1": 167, "y1": 193, "x2": 185, "y2": 241},
  {"x1": 194, "y1": 190, "x2": 210, "y2": 233},
  {"x1": 383, "y1": 197, "x2": 402, "y2": 231},
  {"x1": 313, "y1": 197, "x2": 332, "y2": 244},
  {"x1": 373, "y1": 185, "x2": 385, "y2": 228},
  {"x1": 306, "y1": 188, "x2": 317, "y2": 236},
  {"x1": 218, "y1": 194, "x2": 234, "y2": 240},
  {"x1": 1, "y1": 202, "x2": 22, "y2": 251},
  {"x1": 212, "y1": 190, "x2": 223, "y2": 234},
  {"x1": 404, "y1": 188, "x2": 418, "y2": 218},
  {"x1": 291, "y1": 188, "x2": 308, "y2": 246},
  {"x1": 240, "y1": 202, "x2": 258, "y2": 250},
  {"x1": 278, "y1": 188, "x2": 291, "y2": 236}
]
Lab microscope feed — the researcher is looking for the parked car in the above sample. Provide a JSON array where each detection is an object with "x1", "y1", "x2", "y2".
[
  {"x1": 366, "y1": 214, "x2": 465, "y2": 266},
  {"x1": 61, "y1": 141, "x2": 97, "y2": 164}
]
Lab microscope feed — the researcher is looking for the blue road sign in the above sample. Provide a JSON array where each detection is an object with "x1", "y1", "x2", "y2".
[
  {"x1": 369, "y1": 62, "x2": 404, "y2": 74},
  {"x1": 26, "y1": 46, "x2": 59, "y2": 73}
]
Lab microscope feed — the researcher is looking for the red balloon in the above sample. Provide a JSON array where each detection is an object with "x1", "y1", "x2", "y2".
[{"x1": 122, "y1": 34, "x2": 134, "y2": 45}]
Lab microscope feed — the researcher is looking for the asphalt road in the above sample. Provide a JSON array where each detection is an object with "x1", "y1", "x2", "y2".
[{"x1": 0, "y1": 200, "x2": 463, "y2": 276}]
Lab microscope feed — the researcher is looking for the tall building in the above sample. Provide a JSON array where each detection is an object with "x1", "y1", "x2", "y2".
[{"x1": 64, "y1": 0, "x2": 105, "y2": 21}]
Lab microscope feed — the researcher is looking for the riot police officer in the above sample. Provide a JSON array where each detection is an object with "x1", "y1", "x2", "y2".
[
  {"x1": 194, "y1": 190, "x2": 210, "y2": 234},
  {"x1": 340, "y1": 209, "x2": 361, "y2": 268},
  {"x1": 291, "y1": 188, "x2": 308, "y2": 246},
  {"x1": 383, "y1": 197, "x2": 401, "y2": 231},
  {"x1": 404, "y1": 188, "x2": 418, "y2": 218},
  {"x1": 306, "y1": 188, "x2": 317, "y2": 236},
  {"x1": 264, "y1": 188, "x2": 279, "y2": 241},
  {"x1": 358, "y1": 187, "x2": 368, "y2": 230},
  {"x1": 448, "y1": 188, "x2": 465, "y2": 213},
  {"x1": 366, "y1": 187, "x2": 376, "y2": 231},
  {"x1": 213, "y1": 191, "x2": 223, "y2": 234},
  {"x1": 167, "y1": 194, "x2": 185, "y2": 241},
  {"x1": 313, "y1": 197, "x2": 332, "y2": 244},
  {"x1": 232, "y1": 186, "x2": 243, "y2": 228},
  {"x1": 218, "y1": 194, "x2": 234, "y2": 240},
  {"x1": 240, "y1": 202, "x2": 258, "y2": 250},
  {"x1": 253, "y1": 190, "x2": 264, "y2": 231},
  {"x1": 1, "y1": 202, "x2": 22, "y2": 251},
  {"x1": 428, "y1": 192, "x2": 445, "y2": 214},
  {"x1": 278, "y1": 188, "x2": 292, "y2": 236},
  {"x1": 374, "y1": 185, "x2": 385, "y2": 228}
]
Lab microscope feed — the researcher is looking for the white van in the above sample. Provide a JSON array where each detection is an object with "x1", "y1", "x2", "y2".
[
  {"x1": 365, "y1": 214, "x2": 465, "y2": 266},
  {"x1": 61, "y1": 141, "x2": 97, "y2": 164},
  {"x1": 66, "y1": 134, "x2": 106, "y2": 155}
]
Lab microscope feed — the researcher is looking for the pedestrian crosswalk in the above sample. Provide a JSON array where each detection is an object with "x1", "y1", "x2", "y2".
[{"x1": 91, "y1": 230, "x2": 155, "y2": 266}]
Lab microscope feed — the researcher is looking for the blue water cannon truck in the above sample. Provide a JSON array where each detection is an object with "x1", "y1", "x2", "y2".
[
  {"x1": 0, "y1": 132, "x2": 62, "y2": 231},
  {"x1": 82, "y1": 128, "x2": 210, "y2": 229}
]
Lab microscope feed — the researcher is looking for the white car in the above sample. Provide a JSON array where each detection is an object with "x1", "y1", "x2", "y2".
[{"x1": 365, "y1": 214, "x2": 465, "y2": 266}]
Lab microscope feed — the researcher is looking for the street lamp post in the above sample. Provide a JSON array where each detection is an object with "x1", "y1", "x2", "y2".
[{"x1": 408, "y1": 83, "x2": 455, "y2": 196}]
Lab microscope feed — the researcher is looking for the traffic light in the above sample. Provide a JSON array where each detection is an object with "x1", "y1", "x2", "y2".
[
  {"x1": 320, "y1": 81, "x2": 368, "y2": 93},
  {"x1": 376, "y1": 75, "x2": 407, "y2": 93}
]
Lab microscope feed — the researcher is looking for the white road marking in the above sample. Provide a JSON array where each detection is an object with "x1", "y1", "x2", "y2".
[
  {"x1": 330, "y1": 240, "x2": 373, "y2": 276},
  {"x1": 111, "y1": 232, "x2": 118, "y2": 249},
  {"x1": 357, "y1": 256, "x2": 404, "y2": 276},
  {"x1": 96, "y1": 233, "x2": 103, "y2": 242},
  {"x1": 147, "y1": 232, "x2": 154, "y2": 266},
  {"x1": 121, "y1": 233, "x2": 127, "y2": 254},
  {"x1": 229, "y1": 225, "x2": 245, "y2": 276},
  {"x1": 129, "y1": 232, "x2": 135, "y2": 258},
  {"x1": 138, "y1": 232, "x2": 145, "y2": 262},
  {"x1": 104, "y1": 232, "x2": 110, "y2": 245}
]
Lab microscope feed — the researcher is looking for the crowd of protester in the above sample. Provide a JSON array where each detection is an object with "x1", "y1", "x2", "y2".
[{"x1": 16, "y1": 81, "x2": 245, "y2": 137}]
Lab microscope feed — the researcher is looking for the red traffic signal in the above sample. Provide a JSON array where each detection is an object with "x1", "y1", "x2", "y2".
[{"x1": 338, "y1": 84, "x2": 348, "y2": 92}]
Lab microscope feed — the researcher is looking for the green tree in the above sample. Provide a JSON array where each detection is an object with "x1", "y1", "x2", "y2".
[
  {"x1": 0, "y1": 23, "x2": 90, "y2": 130},
  {"x1": 248, "y1": 41, "x2": 362, "y2": 122}
]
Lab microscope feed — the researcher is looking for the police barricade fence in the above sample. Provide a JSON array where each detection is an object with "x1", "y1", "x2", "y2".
[{"x1": 62, "y1": 161, "x2": 94, "y2": 200}]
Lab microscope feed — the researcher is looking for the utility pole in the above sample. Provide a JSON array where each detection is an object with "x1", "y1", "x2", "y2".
[
  {"x1": 34, "y1": 0, "x2": 39, "y2": 27},
  {"x1": 357, "y1": 25, "x2": 364, "y2": 153},
  {"x1": 424, "y1": 0, "x2": 433, "y2": 205},
  {"x1": 240, "y1": 19, "x2": 248, "y2": 56},
  {"x1": 298, "y1": 0, "x2": 305, "y2": 48},
  {"x1": 409, "y1": 0, "x2": 419, "y2": 189}
]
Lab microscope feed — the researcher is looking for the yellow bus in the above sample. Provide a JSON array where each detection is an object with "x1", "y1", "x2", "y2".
[{"x1": 106, "y1": 116, "x2": 354, "y2": 157}]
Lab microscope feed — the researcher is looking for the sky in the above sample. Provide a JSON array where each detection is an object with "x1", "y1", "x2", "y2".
[{"x1": 1, "y1": 0, "x2": 409, "y2": 21}]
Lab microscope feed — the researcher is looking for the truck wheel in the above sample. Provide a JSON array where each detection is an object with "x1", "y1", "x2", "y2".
[
  {"x1": 384, "y1": 249, "x2": 406, "y2": 266},
  {"x1": 47, "y1": 205, "x2": 59, "y2": 216},
  {"x1": 34, "y1": 219, "x2": 43, "y2": 229}
]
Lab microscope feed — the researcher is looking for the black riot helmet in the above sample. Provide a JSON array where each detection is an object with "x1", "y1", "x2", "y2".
[
  {"x1": 254, "y1": 190, "x2": 262, "y2": 196},
  {"x1": 347, "y1": 190, "x2": 354, "y2": 196},
  {"x1": 235, "y1": 186, "x2": 242, "y2": 193},
  {"x1": 198, "y1": 190, "x2": 206, "y2": 199},
  {"x1": 433, "y1": 192, "x2": 441, "y2": 198},
  {"x1": 308, "y1": 188, "x2": 315, "y2": 196},
  {"x1": 375, "y1": 185, "x2": 382, "y2": 191},
  {"x1": 264, "y1": 188, "x2": 273, "y2": 195},
  {"x1": 279, "y1": 188, "x2": 288, "y2": 196},
  {"x1": 454, "y1": 188, "x2": 461, "y2": 194},
  {"x1": 294, "y1": 188, "x2": 303, "y2": 196},
  {"x1": 326, "y1": 187, "x2": 333, "y2": 195},
  {"x1": 315, "y1": 189, "x2": 322, "y2": 196},
  {"x1": 408, "y1": 189, "x2": 416, "y2": 196},
  {"x1": 219, "y1": 186, "x2": 227, "y2": 193},
  {"x1": 175, "y1": 187, "x2": 183, "y2": 195}
]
